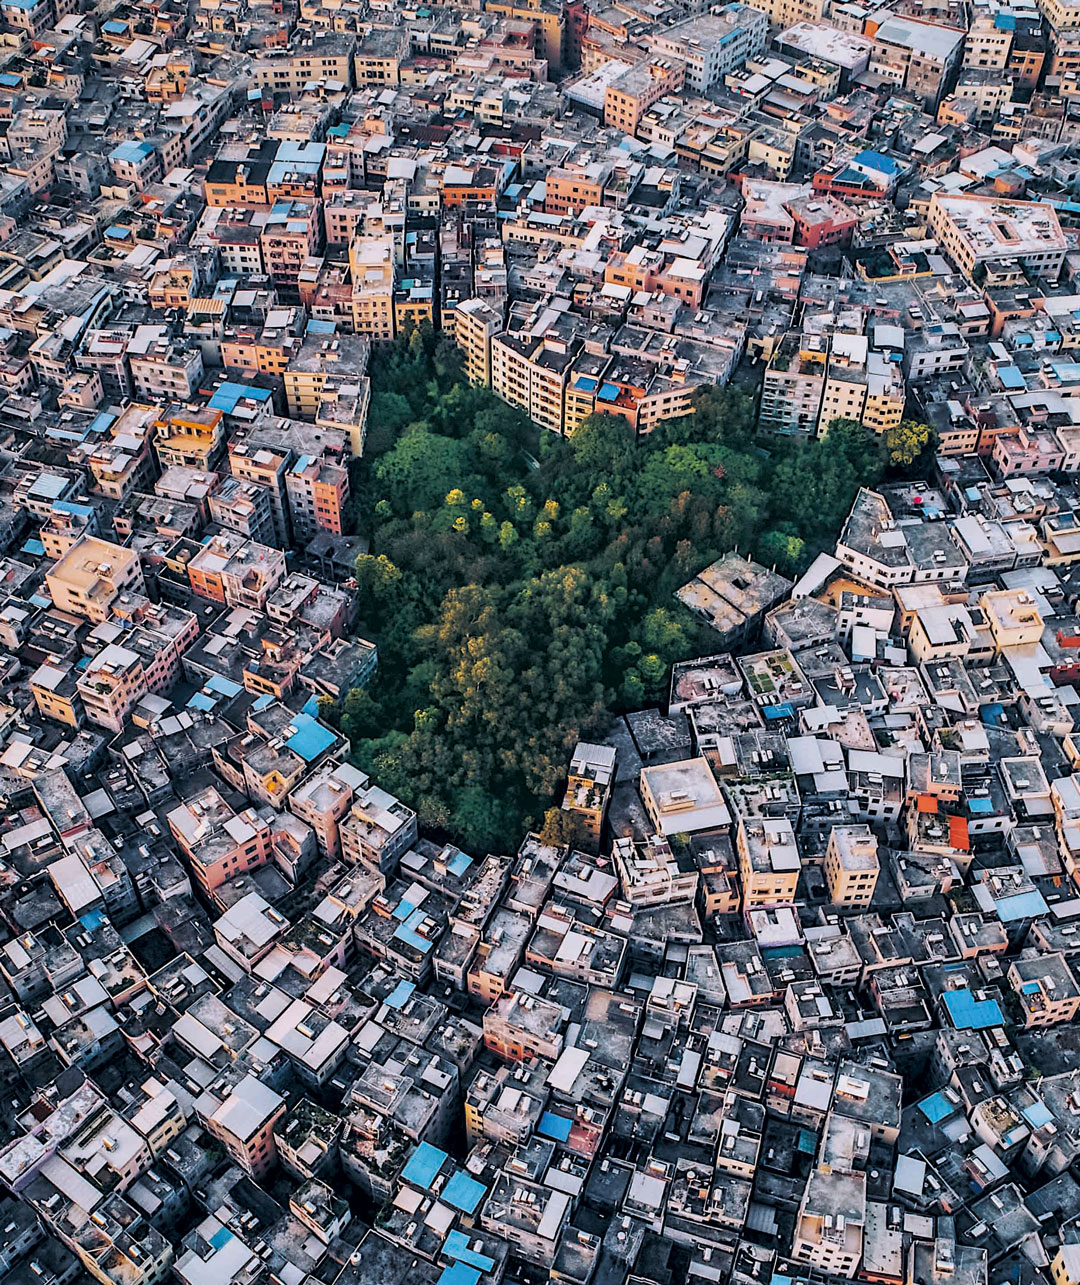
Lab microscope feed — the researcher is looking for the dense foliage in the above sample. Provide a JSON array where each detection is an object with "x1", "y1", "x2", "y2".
[{"x1": 328, "y1": 323, "x2": 906, "y2": 851}]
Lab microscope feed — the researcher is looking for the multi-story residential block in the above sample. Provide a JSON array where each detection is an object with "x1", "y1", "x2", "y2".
[
  {"x1": 45, "y1": 536, "x2": 145, "y2": 623},
  {"x1": 824, "y1": 824, "x2": 880, "y2": 906}
]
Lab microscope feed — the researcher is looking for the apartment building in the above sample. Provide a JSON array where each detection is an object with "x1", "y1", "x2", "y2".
[
  {"x1": 261, "y1": 200, "x2": 323, "y2": 299},
  {"x1": 453, "y1": 296, "x2": 503, "y2": 387},
  {"x1": 250, "y1": 35, "x2": 357, "y2": 96},
  {"x1": 604, "y1": 61, "x2": 686, "y2": 135},
  {"x1": 339, "y1": 774, "x2": 418, "y2": 874},
  {"x1": 870, "y1": 16, "x2": 965, "y2": 108},
  {"x1": 737, "y1": 815, "x2": 802, "y2": 906},
  {"x1": 651, "y1": 6, "x2": 768, "y2": 92},
  {"x1": 76, "y1": 643, "x2": 146, "y2": 734},
  {"x1": 154, "y1": 405, "x2": 226, "y2": 471},
  {"x1": 824, "y1": 824, "x2": 880, "y2": 906},
  {"x1": 927, "y1": 193, "x2": 1067, "y2": 284},
  {"x1": 349, "y1": 234, "x2": 396, "y2": 340},
  {"x1": 562, "y1": 741, "x2": 616, "y2": 850},
  {"x1": 45, "y1": 536, "x2": 145, "y2": 624},
  {"x1": 167, "y1": 786, "x2": 274, "y2": 892},
  {"x1": 205, "y1": 1074, "x2": 287, "y2": 1181},
  {"x1": 286, "y1": 455, "x2": 350, "y2": 540},
  {"x1": 129, "y1": 330, "x2": 204, "y2": 404}
]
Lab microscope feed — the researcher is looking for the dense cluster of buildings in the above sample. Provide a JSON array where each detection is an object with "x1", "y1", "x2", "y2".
[{"x1": 1, "y1": 0, "x2": 1080, "y2": 1280}]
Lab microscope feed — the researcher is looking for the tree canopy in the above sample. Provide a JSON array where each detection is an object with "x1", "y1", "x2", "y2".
[{"x1": 331, "y1": 324, "x2": 890, "y2": 850}]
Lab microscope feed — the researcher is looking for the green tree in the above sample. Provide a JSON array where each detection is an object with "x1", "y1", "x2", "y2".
[
  {"x1": 538, "y1": 807, "x2": 587, "y2": 848},
  {"x1": 373, "y1": 428, "x2": 476, "y2": 515},
  {"x1": 884, "y1": 418, "x2": 935, "y2": 469},
  {"x1": 757, "y1": 529, "x2": 806, "y2": 574},
  {"x1": 569, "y1": 413, "x2": 636, "y2": 475}
]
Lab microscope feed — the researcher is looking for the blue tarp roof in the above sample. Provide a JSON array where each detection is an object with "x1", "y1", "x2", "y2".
[
  {"x1": 401, "y1": 1141, "x2": 446, "y2": 1189},
  {"x1": 853, "y1": 149, "x2": 902, "y2": 176},
  {"x1": 437, "y1": 1265, "x2": 480, "y2": 1285},
  {"x1": 943, "y1": 988, "x2": 1004, "y2": 1030},
  {"x1": 384, "y1": 979, "x2": 415, "y2": 1009},
  {"x1": 443, "y1": 1230, "x2": 495, "y2": 1272},
  {"x1": 209, "y1": 381, "x2": 272, "y2": 413},
  {"x1": 285, "y1": 714, "x2": 335, "y2": 762},
  {"x1": 538, "y1": 1111, "x2": 573, "y2": 1142},
  {"x1": 21, "y1": 540, "x2": 44, "y2": 556},
  {"x1": 393, "y1": 908, "x2": 435, "y2": 953},
  {"x1": 996, "y1": 889, "x2": 1048, "y2": 922},
  {"x1": 442, "y1": 1169, "x2": 485, "y2": 1214},
  {"x1": 918, "y1": 1091, "x2": 956, "y2": 1124}
]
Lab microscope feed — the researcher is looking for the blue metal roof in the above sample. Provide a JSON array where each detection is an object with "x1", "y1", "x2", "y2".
[
  {"x1": 384, "y1": 979, "x2": 415, "y2": 1009},
  {"x1": 209, "y1": 381, "x2": 272, "y2": 413},
  {"x1": 110, "y1": 140, "x2": 154, "y2": 164},
  {"x1": 442, "y1": 1169, "x2": 485, "y2": 1214},
  {"x1": 763, "y1": 701, "x2": 795, "y2": 720},
  {"x1": 437, "y1": 1265, "x2": 481, "y2": 1285},
  {"x1": 393, "y1": 908, "x2": 435, "y2": 953},
  {"x1": 918, "y1": 1090, "x2": 957, "y2": 1124},
  {"x1": 401, "y1": 1141, "x2": 447, "y2": 1190},
  {"x1": 446, "y1": 848, "x2": 472, "y2": 877},
  {"x1": 853, "y1": 149, "x2": 902, "y2": 176},
  {"x1": 284, "y1": 713, "x2": 336, "y2": 762},
  {"x1": 996, "y1": 889, "x2": 1048, "y2": 922},
  {"x1": 1021, "y1": 1100, "x2": 1053, "y2": 1128},
  {"x1": 443, "y1": 1230, "x2": 495, "y2": 1272},
  {"x1": 538, "y1": 1111, "x2": 573, "y2": 1142},
  {"x1": 942, "y1": 988, "x2": 1003, "y2": 1030}
]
